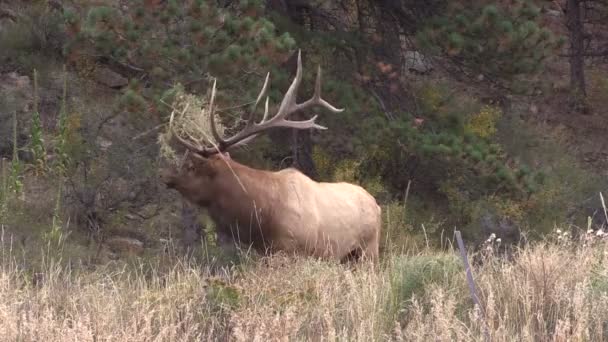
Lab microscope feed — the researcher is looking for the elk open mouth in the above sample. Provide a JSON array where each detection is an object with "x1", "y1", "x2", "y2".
[
  {"x1": 163, "y1": 180, "x2": 176, "y2": 189},
  {"x1": 159, "y1": 170, "x2": 177, "y2": 189}
]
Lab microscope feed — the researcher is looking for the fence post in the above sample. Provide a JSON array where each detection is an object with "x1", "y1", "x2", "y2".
[{"x1": 455, "y1": 230, "x2": 490, "y2": 342}]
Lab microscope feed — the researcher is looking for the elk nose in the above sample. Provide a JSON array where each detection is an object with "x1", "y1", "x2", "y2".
[{"x1": 159, "y1": 170, "x2": 176, "y2": 188}]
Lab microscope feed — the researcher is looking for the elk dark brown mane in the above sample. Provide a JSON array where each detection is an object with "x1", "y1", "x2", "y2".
[{"x1": 161, "y1": 51, "x2": 382, "y2": 263}]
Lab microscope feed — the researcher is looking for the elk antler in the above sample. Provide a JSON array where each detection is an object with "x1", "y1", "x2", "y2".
[{"x1": 170, "y1": 49, "x2": 344, "y2": 157}]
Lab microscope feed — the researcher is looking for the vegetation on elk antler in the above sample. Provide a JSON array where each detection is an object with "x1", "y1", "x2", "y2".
[{"x1": 157, "y1": 83, "x2": 226, "y2": 164}]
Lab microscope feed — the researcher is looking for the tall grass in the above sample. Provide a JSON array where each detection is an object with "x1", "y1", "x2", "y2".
[{"x1": 1, "y1": 226, "x2": 608, "y2": 341}]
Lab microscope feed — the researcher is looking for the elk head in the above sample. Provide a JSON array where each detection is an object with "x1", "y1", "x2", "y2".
[{"x1": 160, "y1": 50, "x2": 344, "y2": 201}]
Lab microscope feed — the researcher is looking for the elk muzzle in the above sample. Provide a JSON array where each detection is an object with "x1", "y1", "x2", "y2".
[{"x1": 159, "y1": 167, "x2": 178, "y2": 189}]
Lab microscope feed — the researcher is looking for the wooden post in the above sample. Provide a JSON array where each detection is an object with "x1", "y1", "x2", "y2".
[{"x1": 455, "y1": 230, "x2": 490, "y2": 341}]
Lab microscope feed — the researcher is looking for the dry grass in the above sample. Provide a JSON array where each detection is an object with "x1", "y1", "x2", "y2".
[{"x1": 2, "y1": 227, "x2": 608, "y2": 341}]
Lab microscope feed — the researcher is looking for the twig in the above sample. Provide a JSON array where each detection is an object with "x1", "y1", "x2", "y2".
[
  {"x1": 421, "y1": 224, "x2": 429, "y2": 250},
  {"x1": 370, "y1": 88, "x2": 394, "y2": 120},
  {"x1": 600, "y1": 192, "x2": 608, "y2": 226},
  {"x1": 403, "y1": 179, "x2": 411, "y2": 210},
  {"x1": 131, "y1": 124, "x2": 165, "y2": 141}
]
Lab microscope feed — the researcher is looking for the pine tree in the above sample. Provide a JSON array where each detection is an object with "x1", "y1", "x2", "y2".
[
  {"x1": 64, "y1": 0, "x2": 296, "y2": 117},
  {"x1": 416, "y1": 0, "x2": 565, "y2": 91}
]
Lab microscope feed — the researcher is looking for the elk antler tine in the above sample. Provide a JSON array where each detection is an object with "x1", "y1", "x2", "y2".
[
  {"x1": 281, "y1": 115, "x2": 327, "y2": 130},
  {"x1": 261, "y1": 96, "x2": 270, "y2": 122},
  {"x1": 229, "y1": 133, "x2": 260, "y2": 148},
  {"x1": 169, "y1": 108, "x2": 176, "y2": 126},
  {"x1": 276, "y1": 49, "x2": 303, "y2": 118},
  {"x1": 314, "y1": 65, "x2": 322, "y2": 100},
  {"x1": 248, "y1": 72, "x2": 271, "y2": 126},
  {"x1": 296, "y1": 48, "x2": 303, "y2": 83},
  {"x1": 208, "y1": 78, "x2": 225, "y2": 146},
  {"x1": 171, "y1": 125, "x2": 205, "y2": 153},
  {"x1": 202, "y1": 49, "x2": 342, "y2": 154},
  {"x1": 318, "y1": 98, "x2": 344, "y2": 113},
  {"x1": 313, "y1": 65, "x2": 344, "y2": 113},
  {"x1": 256, "y1": 72, "x2": 271, "y2": 104}
]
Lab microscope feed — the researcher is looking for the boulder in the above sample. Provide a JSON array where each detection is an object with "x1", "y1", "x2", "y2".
[
  {"x1": 106, "y1": 236, "x2": 145, "y2": 255},
  {"x1": 92, "y1": 67, "x2": 128, "y2": 89},
  {"x1": 403, "y1": 51, "x2": 433, "y2": 74}
]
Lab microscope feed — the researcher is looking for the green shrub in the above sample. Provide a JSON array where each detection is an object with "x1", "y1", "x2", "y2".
[
  {"x1": 385, "y1": 254, "x2": 464, "y2": 321},
  {"x1": 0, "y1": 2, "x2": 65, "y2": 72},
  {"x1": 354, "y1": 81, "x2": 542, "y2": 239}
]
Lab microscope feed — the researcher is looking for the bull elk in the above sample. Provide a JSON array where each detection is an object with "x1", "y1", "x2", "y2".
[{"x1": 160, "y1": 51, "x2": 382, "y2": 263}]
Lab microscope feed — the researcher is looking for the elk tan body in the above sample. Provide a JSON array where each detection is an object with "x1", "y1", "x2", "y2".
[
  {"x1": 163, "y1": 155, "x2": 381, "y2": 261},
  {"x1": 162, "y1": 50, "x2": 382, "y2": 262}
]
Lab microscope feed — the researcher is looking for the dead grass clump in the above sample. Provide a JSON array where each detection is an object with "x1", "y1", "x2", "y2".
[
  {"x1": 0, "y1": 258, "x2": 221, "y2": 341},
  {"x1": 397, "y1": 240, "x2": 608, "y2": 341},
  {"x1": 3, "y1": 230, "x2": 608, "y2": 341},
  {"x1": 228, "y1": 254, "x2": 391, "y2": 341}
]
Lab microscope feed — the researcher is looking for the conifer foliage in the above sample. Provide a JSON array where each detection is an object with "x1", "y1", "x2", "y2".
[
  {"x1": 64, "y1": 0, "x2": 296, "y2": 114},
  {"x1": 417, "y1": 0, "x2": 564, "y2": 89}
]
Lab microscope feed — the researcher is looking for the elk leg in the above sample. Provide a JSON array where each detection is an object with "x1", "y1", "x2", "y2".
[
  {"x1": 340, "y1": 247, "x2": 362, "y2": 264},
  {"x1": 360, "y1": 237, "x2": 379, "y2": 263}
]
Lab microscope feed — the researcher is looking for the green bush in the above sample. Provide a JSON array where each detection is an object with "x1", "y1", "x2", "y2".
[
  {"x1": 385, "y1": 254, "x2": 464, "y2": 321},
  {"x1": 0, "y1": 2, "x2": 65, "y2": 72}
]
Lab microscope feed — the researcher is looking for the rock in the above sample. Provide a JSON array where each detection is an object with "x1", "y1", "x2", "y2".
[
  {"x1": 106, "y1": 236, "x2": 144, "y2": 255},
  {"x1": 0, "y1": 7, "x2": 17, "y2": 21},
  {"x1": 530, "y1": 104, "x2": 539, "y2": 114},
  {"x1": 403, "y1": 51, "x2": 433, "y2": 74},
  {"x1": 124, "y1": 213, "x2": 139, "y2": 221},
  {"x1": 92, "y1": 67, "x2": 128, "y2": 89},
  {"x1": 139, "y1": 204, "x2": 159, "y2": 218},
  {"x1": 0, "y1": 7, "x2": 16, "y2": 35},
  {"x1": 546, "y1": 9, "x2": 562, "y2": 17},
  {"x1": 96, "y1": 136, "x2": 113, "y2": 151}
]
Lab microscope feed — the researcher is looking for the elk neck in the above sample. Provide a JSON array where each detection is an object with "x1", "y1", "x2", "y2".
[{"x1": 206, "y1": 157, "x2": 285, "y2": 238}]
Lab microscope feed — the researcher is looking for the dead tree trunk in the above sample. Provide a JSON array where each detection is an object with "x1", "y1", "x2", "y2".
[{"x1": 567, "y1": 0, "x2": 587, "y2": 99}]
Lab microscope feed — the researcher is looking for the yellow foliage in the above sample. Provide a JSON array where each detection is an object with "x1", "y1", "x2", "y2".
[
  {"x1": 465, "y1": 105, "x2": 502, "y2": 138},
  {"x1": 72, "y1": 55, "x2": 97, "y2": 79},
  {"x1": 489, "y1": 197, "x2": 525, "y2": 222},
  {"x1": 65, "y1": 112, "x2": 82, "y2": 144},
  {"x1": 588, "y1": 71, "x2": 608, "y2": 111},
  {"x1": 361, "y1": 176, "x2": 386, "y2": 198},
  {"x1": 332, "y1": 159, "x2": 360, "y2": 183},
  {"x1": 311, "y1": 145, "x2": 333, "y2": 181},
  {"x1": 312, "y1": 147, "x2": 387, "y2": 197},
  {"x1": 418, "y1": 84, "x2": 443, "y2": 112}
]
